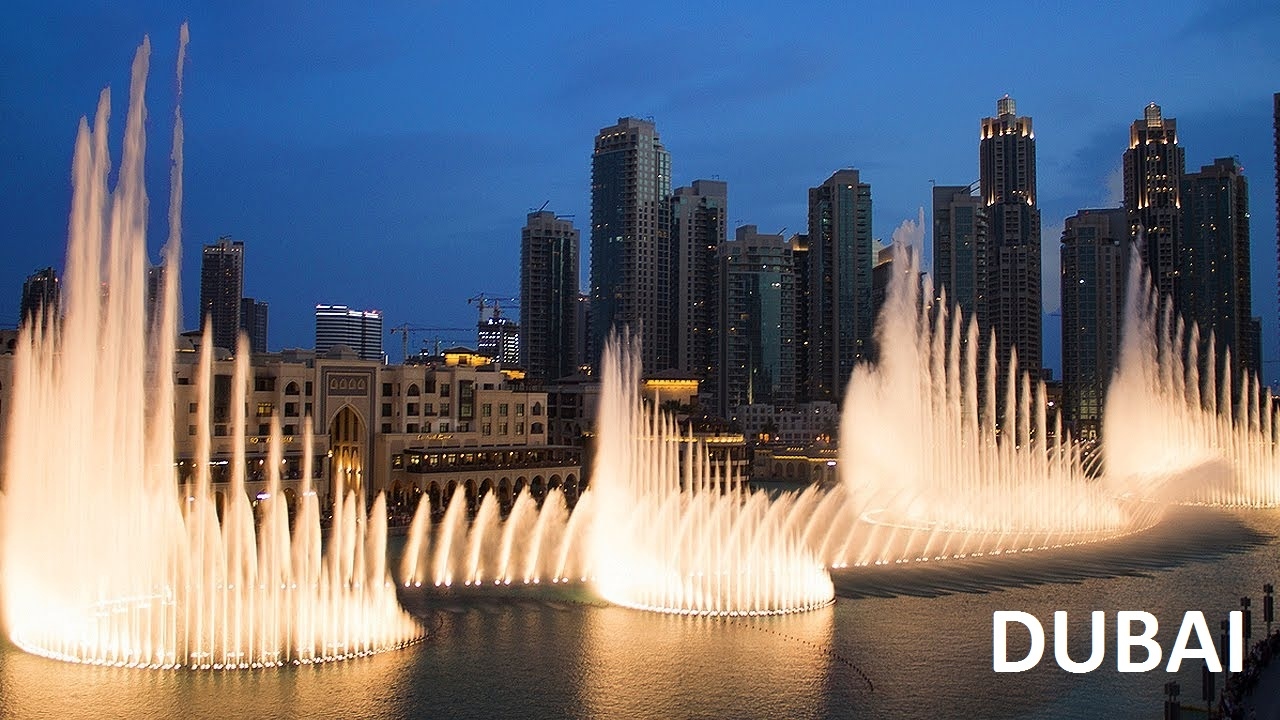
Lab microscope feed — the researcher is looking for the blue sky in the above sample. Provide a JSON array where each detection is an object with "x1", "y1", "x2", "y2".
[{"x1": 1, "y1": 1, "x2": 1277, "y2": 379}]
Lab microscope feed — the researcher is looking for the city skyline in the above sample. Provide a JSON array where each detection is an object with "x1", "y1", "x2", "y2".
[{"x1": 1, "y1": 3, "x2": 1276, "y2": 380}]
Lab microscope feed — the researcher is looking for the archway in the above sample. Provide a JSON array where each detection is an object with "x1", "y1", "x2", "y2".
[
  {"x1": 428, "y1": 481, "x2": 442, "y2": 515},
  {"x1": 329, "y1": 405, "x2": 366, "y2": 503},
  {"x1": 498, "y1": 477, "x2": 512, "y2": 508}
]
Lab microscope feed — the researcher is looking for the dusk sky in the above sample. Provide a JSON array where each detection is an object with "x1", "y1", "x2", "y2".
[{"x1": 2, "y1": 1, "x2": 1277, "y2": 379}]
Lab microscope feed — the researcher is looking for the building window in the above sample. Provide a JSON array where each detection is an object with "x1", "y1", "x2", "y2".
[
  {"x1": 381, "y1": 403, "x2": 392, "y2": 417},
  {"x1": 482, "y1": 403, "x2": 492, "y2": 417},
  {"x1": 285, "y1": 382, "x2": 300, "y2": 395},
  {"x1": 283, "y1": 424, "x2": 296, "y2": 435},
  {"x1": 532, "y1": 402, "x2": 543, "y2": 416},
  {"x1": 516, "y1": 422, "x2": 524, "y2": 435},
  {"x1": 188, "y1": 425, "x2": 197, "y2": 436},
  {"x1": 499, "y1": 403, "x2": 509, "y2": 417},
  {"x1": 407, "y1": 384, "x2": 420, "y2": 396},
  {"x1": 381, "y1": 423, "x2": 392, "y2": 433},
  {"x1": 458, "y1": 422, "x2": 471, "y2": 433},
  {"x1": 407, "y1": 403, "x2": 419, "y2": 416},
  {"x1": 498, "y1": 422, "x2": 508, "y2": 435},
  {"x1": 422, "y1": 422, "x2": 431, "y2": 433},
  {"x1": 440, "y1": 403, "x2": 450, "y2": 416},
  {"x1": 285, "y1": 402, "x2": 299, "y2": 417},
  {"x1": 305, "y1": 381, "x2": 313, "y2": 395},
  {"x1": 424, "y1": 378, "x2": 436, "y2": 394},
  {"x1": 406, "y1": 423, "x2": 418, "y2": 433},
  {"x1": 258, "y1": 423, "x2": 270, "y2": 436},
  {"x1": 530, "y1": 422, "x2": 543, "y2": 434},
  {"x1": 189, "y1": 402, "x2": 198, "y2": 413},
  {"x1": 440, "y1": 383, "x2": 450, "y2": 398},
  {"x1": 304, "y1": 402, "x2": 313, "y2": 416},
  {"x1": 439, "y1": 422, "x2": 449, "y2": 432},
  {"x1": 516, "y1": 403, "x2": 525, "y2": 416},
  {"x1": 481, "y1": 423, "x2": 492, "y2": 436},
  {"x1": 257, "y1": 402, "x2": 274, "y2": 418},
  {"x1": 382, "y1": 382, "x2": 393, "y2": 397},
  {"x1": 255, "y1": 376, "x2": 276, "y2": 392}
]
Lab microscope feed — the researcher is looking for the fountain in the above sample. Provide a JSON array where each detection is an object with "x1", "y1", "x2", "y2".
[
  {"x1": 400, "y1": 332, "x2": 836, "y2": 616},
  {"x1": 1103, "y1": 238, "x2": 1280, "y2": 507},
  {"x1": 835, "y1": 215, "x2": 1161, "y2": 566},
  {"x1": 0, "y1": 29, "x2": 421, "y2": 669}
]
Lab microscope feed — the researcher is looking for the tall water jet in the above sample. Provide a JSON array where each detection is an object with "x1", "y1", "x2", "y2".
[
  {"x1": 1, "y1": 29, "x2": 421, "y2": 669},
  {"x1": 588, "y1": 331, "x2": 834, "y2": 616},
  {"x1": 839, "y1": 214, "x2": 1157, "y2": 566},
  {"x1": 1104, "y1": 238, "x2": 1280, "y2": 506}
]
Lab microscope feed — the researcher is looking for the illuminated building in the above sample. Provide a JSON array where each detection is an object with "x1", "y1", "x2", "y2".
[
  {"x1": 717, "y1": 225, "x2": 796, "y2": 415},
  {"x1": 979, "y1": 95, "x2": 1042, "y2": 380},
  {"x1": 315, "y1": 304, "x2": 384, "y2": 362},
  {"x1": 1123, "y1": 102, "x2": 1184, "y2": 303},
  {"x1": 807, "y1": 169, "x2": 873, "y2": 403},
  {"x1": 199, "y1": 237, "x2": 244, "y2": 352},
  {"x1": 589, "y1": 117, "x2": 672, "y2": 373},
  {"x1": 1180, "y1": 158, "x2": 1259, "y2": 377},
  {"x1": 519, "y1": 210, "x2": 579, "y2": 381},
  {"x1": 1060, "y1": 208, "x2": 1129, "y2": 440},
  {"x1": 671, "y1": 179, "x2": 727, "y2": 388}
]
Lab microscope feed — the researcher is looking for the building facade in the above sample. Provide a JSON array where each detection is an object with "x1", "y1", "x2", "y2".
[
  {"x1": 980, "y1": 95, "x2": 1042, "y2": 379},
  {"x1": 807, "y1": 169, "x2": 873, "y2": 403},
  {"x1": 671, "y1": 179, "x2": 728, "y2": 386},
  {"x1": 1123, "y1": 103, "x2": 1185, "y2": 305},
  {"x1": 1060, "y1": 208, "x2": 1129, "y2": 440},
  {"x1": 240, "y1": 297, "x2": 269, "y2": 353},
  {"x1": 315, "y1": 304, "x2": 384, "y2": 362},
  {"x1": 199, "y1": 237, "x2": 244, "y2": 352},
  {"x1": 19, "y1": 267, "x2": 59, "y2": 327},
  {"x1": 519, "y1": 210, "x2": 579, "y2": 382},
  {"x1": 477, "y1": 314, "x2": 520, "y2": 367},
  {"x1": 717, "y1": 225, "x2": 796, "y2": 416},
  {"x1": 589, "y1": 117, "x2": 672, "y2": 374},
  {"x1": 1180, "y1": 157, "x2": 1259, "y2": 378},
  {"x1": 932, "y1": 183, "x2": 987, "y2": 321}
]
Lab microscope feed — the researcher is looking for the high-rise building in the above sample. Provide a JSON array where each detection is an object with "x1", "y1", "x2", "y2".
[
  {"x1": 589, "y1": 117, "x2": 672, "y2": 373},
  {"x1": 717, "y1": 225, "x2": 796, "y2": 416},
  {"x1": 145, "y1": 264, "x2": 167, "y2": 331},
  {"x1": 1181, "y1": 157, "x2": 1259, "y2": 377},
  {"x1": 932, "y1": 183, "x2": 987, "y2": 321},
  {"x1": 980, "y1": 95, "x2": 1042, "y2": 378},
  {"x1": 19, "y1": 266, "x2": 60, "y2": 327},
  {"x1": 239, "y1": 297, "x2": 269, "y2": 353},
  {"x1": 1060, "y1": 208, "x2": 1129, "y2": 440},
  {"x1": 671, "y1": 179, "x2": 727, "y2": 384},
  {"x1": 807, "y1": 169, "x2": 873, "y2": 403},
  {"x1": 478, "y1": 311, "x2": 520, "y2": 366},
  {"x1": 200, "y1": 237, "x2": 244, "y2": 352},
  {"x1": 315, "y1": 305, "x2": 383, "y2": 362},
  {"x1": 788, "y1": 233, "x2": 811, "y2": 403},
  {"x1": 520, "y1": 210, "x2": 579, "y2": 381},
  {"x1": 1274, "y1": 92, "x2": 1279, "y2": 358},
  {"x1": 1123, "y1": 103, "x2": 1185, "y2": 304}
]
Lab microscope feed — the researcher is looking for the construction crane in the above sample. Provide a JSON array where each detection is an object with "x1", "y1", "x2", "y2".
[
  {"x1": 388, "y1": 324, "x2": 471, "y2": 361},
  {"x1": 467, "y1": 293, "x2": 520, "y2": 324}
]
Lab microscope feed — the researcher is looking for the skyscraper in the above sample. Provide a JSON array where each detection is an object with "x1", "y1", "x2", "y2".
[
  {"x1": 717, "y1": 225, "x2": 796, "y2": 416},
  {"x1": 932, "y1": 183, "x2": 987, "y2": 321},
  {"x1": 671, "y1": 179, "x2": 727, "y2": 384},
  {"x1": 1123, "y1": 103, "x2": 1185, "y2": 304},
  {"x1": 980, "y1": 95, "x2": 1042, "y2": 378},
  {"x1": 589, "y1": 117, "x2": 672, "y2": 373},
  {"x1": 789, "y1": 233, "x2": 811, "y2": 403},
  {"x1": 478, "y1": 312, "x2": 520, "y2": 366},
  {"x1": 315, "y1": 305, "x2": 383, "y2": 362},
  {"x1": 807, "y1": 169, "x2": 873, "y2": 403},
  {"x1": 1060, "y1": 208, "x2": 1129, "y2": 440},
  {"x1": 520, "y1": 210, "x2": 579, "y2": 382},
  {"x1": 200, "y1": 237, "x2": 244, "y2": 352},
  {"x1": 239, "y1": 297, "x2": 269, "y2": 353},
  {"x1": 1181, "y1": 157, "x2": 1259, "y2": 377},
  {"x1": 19, "y1": 267, "x2": 59, "y2": 327},
  {"x1": 1274, "y1": 92, "x2": 1279, "y2": 356}
]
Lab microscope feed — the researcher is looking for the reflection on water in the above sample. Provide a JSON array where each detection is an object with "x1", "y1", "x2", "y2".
[{"x1": 1, "y1": 509, "x2": 1276, "y2": 719}]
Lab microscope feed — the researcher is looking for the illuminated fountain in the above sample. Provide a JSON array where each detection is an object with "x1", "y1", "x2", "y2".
[
  {"x1": 401, "y1": 333, "x2": 835, "y2": 616},
  {"x1": 835, "y1": 215, "x2": 1161, "y2": 566},
  {"x1": 1103, "y1": 241, "x2": 1280, "y2": 507},
  {"x1": 0, "y1": 30, "x2": 421, "y2": 669}
]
